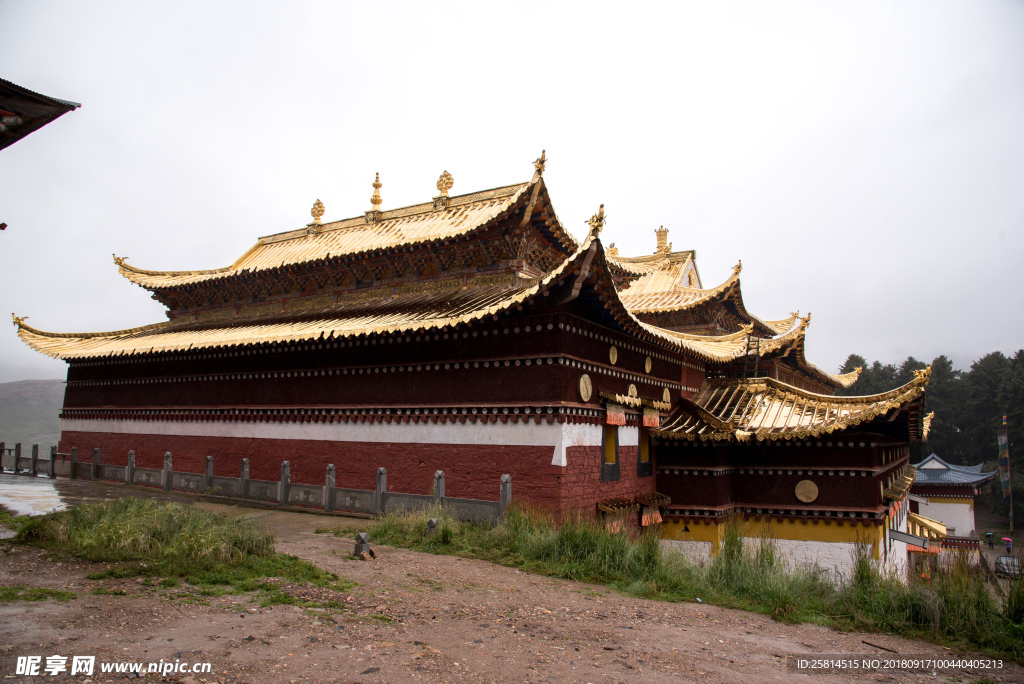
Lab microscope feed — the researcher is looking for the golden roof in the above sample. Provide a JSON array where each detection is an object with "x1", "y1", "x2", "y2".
[
  {"x1": 653, "y1": 366, "x2": 931, "y2": 442},
  {"x1": 115, "y1": 176, "x2": 576, "y2": 291},
  {"x1": 15, "y1": 231, "x2": 837, "y2": 369}
]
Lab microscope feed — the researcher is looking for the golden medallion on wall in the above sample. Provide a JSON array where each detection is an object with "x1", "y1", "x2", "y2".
[
  {"x1": 628, "y1": 383, "x2": 638, "y2": 398},
  {"x1": 795, "y1": 480, "x2": 819, "y2": 503},
  {"x1": 609, "y1": 346, "x2": 618, "y2": 365},
  {"x1": 645, "y1": 356, "x2": 652, "y2": 373},
  {"x1": 579, "y1": 374, "x2": 593, "y2": 402}
]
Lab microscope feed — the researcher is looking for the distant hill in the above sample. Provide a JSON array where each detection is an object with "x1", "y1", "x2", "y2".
[{"x1": 0, "y1": 379, "x2": 64, "y2": 449}]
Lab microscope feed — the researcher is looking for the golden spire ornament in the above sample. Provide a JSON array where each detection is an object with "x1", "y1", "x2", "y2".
[
  {"x1": 370, "y1": 172, "x2": 383, "y2": 211},
  {"x1": 436, "y1": 170, "x2": 454, "y2": 197},
  {"x1": 655, "y1": 225, "x2": 671, "y2": 254},
  {"x1": 586, "y1": 204, "x2": 605, "y2": 237},
  {"x1": 310, "y1": 199, "x2": 325, "y2": 225}
]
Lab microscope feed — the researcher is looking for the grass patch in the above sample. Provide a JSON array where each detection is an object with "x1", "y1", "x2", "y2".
[
  {"x1": 369, "y1": 504, "x2": 1024, "y2": 660},
  {"x1": 15, "y1": 499, "x2": 354, "y2": 606},
  {"x1": 91, "y1": 587, "x2": 127, "y2": 596},
  {"x1": 0, "y1": 585, "x2": 75, "y2": 602}
]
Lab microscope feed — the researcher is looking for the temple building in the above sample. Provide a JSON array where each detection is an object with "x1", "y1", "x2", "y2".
[
  {"x1": 14, "y1": 153, "x2": 933, "y2": 576},
  {"x1": 910, "y1": 453, "x2": 996, "y2": 546}
]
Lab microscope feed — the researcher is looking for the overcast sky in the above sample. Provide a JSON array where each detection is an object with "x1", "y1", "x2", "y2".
[{"x1": 1, "y1": 0, "x2": 1022, "y2": 384}]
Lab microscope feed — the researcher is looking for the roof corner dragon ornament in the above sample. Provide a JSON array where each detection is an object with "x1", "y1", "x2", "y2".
[{"x1": 586, "y1": 204, "x2": 605, "y2": 238}]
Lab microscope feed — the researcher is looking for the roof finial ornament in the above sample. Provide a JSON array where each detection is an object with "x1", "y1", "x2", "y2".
[
  {"x1": 310, "y1": 199, "x2": 325, "y2": 225},
  {"x1": 365, "y1": 172, "x2": 383, "y2": 224},
  {"x1": 533, "y1": 149, "x2": 547, "y2": 177},
  {"x1": 801, "y1": 312, "x2": 812, "y2": 327},
  {"x1": 112, "y1": 254, "x2": 128, "y2": 267},
  {"x1": 12, "y1": 313, "x2": 26, "y2": 327},
  {"x1": 607, "y1": 242, "x2": 619, "y2": 257},
  {"x1": 436, "y1": 170, "x2": 454, "y2": 197},
  {"x1": 370, "y1": 172, "x2": 383, "y2": 211},
  {"x1": 655, "y1": 225, "x2": 671, "y2": 254},
  {"x1": 586, "y1": 204, "x2": 605, "y2": 238},
  {"x1": 790, "y1": 310, "x2": 800, "y2": 320},
  {"x1": 733, "y1": 260, "x2": 742, "y2": 276},
  {"x1": 433, "y1": 170, "x2": 454, "y2": 211}
]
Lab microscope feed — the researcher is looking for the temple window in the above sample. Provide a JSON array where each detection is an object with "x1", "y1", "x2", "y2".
[
  {"x1": 601, "y1": 424, "x2": 620, "y2": 482},
  {"x1": 637, "y1": 427, "x2": 653, "y2": 478}
]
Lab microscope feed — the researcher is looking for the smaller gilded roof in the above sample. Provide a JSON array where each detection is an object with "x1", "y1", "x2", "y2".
[
  {"x1": 115, "y1": 174, "x2": 575, "y2": 291},
  {"x1": 762, "y1": 312, "x2": 802, "y2": 336},
  {"x1": 618, "y1": 259, "x2": 734, "y2": 314},
  {"x1": 653, "y1": 366, "x2": 931, "y2": 442},
  {"x1": 908, "y1": 511, "x2": 947, "y2": 539},
  {"x1": 885, "y1": 466, "x2": 917, "y2": 501}
]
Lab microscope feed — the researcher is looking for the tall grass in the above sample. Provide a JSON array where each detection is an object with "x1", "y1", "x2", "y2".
[
  {"x1": 368, "y1": 505, "x2": 1024, "y2": 660},
  {"x1": 17, "y1": 498, "x2": 273, "y2": 568},
  {"x1": 16, "y1": 499, "x2": 346, "y2": 594}
]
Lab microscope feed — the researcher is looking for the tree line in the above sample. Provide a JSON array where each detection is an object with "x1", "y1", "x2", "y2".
[{"x1": 836, "y1": 350, "x2": 1024, "y2": 515}]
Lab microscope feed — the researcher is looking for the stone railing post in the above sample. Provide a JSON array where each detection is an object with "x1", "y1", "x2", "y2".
[
  {"x1": 30, "y1": 444, "x2": 39, "y2": 476},
  {"x1": 162, "y1": 452, "x2": 172, "y2": 491},
  {"x1": 69, "y1": 446, "x2": 77, "y2": 480},
  {"x1": 0, "y1": 441, "x2": 5, "y2": 472},
  {"x1": 278, "y1": 461, "x2": 291, "y2": 506},
  {"x1": 375, "y1": 467, "x2": 387, "y2": 514},
  {"x1": 91, "y1": 448, "x2": 101, "y2": 481},
  {"x1": 240, "y1": 458, "x2": 250, "y2": 499},
  {"x1": 433, "y1": 470, "x2": 445, "y2": 502},
  {"x1": 499, "y1": 474, "x2": 512, "y2": 519},
  {"x1": 48, "y1": 446, "x2": 57, "y2": 479},
  {"x1": 14, "y1": 443, "x2": 21, "y2": 475},
  {"x1": 204, "y1": 456, "x2": 214, "y2": 492},
  {"x1": 324, "y1": 464, "x2": 336, "y2": 513},
  {"x1": 126, "y1": 450, "x2": 136, "y2": 486}
]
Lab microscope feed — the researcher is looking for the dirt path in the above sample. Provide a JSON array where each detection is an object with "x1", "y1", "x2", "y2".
[{"x1": 1, "y1": 502, "x2": 1020, "y2": 684}]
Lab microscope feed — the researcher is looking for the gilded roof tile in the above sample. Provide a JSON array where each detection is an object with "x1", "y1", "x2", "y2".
[
  {"x1": 16, "y1": 285, "x2": 537, "y2": 359},
  {"x1": 653, "y1": 366, "x2": 931, "y2": 442}
]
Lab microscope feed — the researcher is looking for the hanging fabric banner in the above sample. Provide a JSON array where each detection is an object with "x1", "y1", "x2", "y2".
[
  {"x1": 606, "y1": 403, "x2": 626, "y2": 426},
  {"x1": 643, "y1": 407, "x2": 660, "y2": 428},
  {"x1": 997, "y1": 414, "x2": 1013, "y2": 531}
]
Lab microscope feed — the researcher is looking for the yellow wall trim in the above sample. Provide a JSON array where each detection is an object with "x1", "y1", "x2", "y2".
[{"x1": 662, "y1": 518, "x2": 884, "y2": 558}]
